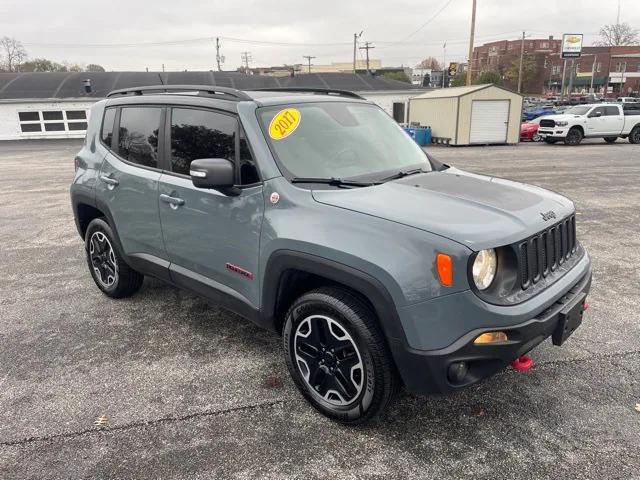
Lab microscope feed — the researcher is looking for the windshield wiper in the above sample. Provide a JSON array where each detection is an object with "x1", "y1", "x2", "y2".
[
  {"x1": 290, "y1": 177, "x2": 381, "y2": 187},
  {"x1": 379, "y1": 168, "x2": 429, "y2": 183}
]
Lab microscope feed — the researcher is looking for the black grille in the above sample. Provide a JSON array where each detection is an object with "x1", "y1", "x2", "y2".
[
  {"x1": 539, "y1": 119, "x2": 555, "y2": 128},
  {"x1": 516, "y1": 215, "x2": 577, "y2": 290}
]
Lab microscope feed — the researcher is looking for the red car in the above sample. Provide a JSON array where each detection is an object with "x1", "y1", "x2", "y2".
[{"x1": 520, "y1": 118, "x2": 542, "y2": 142}]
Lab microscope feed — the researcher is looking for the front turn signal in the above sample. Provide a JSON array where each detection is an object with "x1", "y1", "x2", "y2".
[
  {"x1": 436, "y1": 253, "x2": 453, "y2": 287},
  {"x1": 474, "y1": 331, "x2": 508, "y2": 345}
]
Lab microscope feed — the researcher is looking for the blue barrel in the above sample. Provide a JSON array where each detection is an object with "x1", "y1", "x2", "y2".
[{"x1": 404, "y1": 126, "x2": 431, "y2": 146}]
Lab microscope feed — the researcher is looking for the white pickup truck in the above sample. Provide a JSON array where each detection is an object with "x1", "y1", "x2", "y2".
[{"x1": 537, "y1": 103, "x2": 640, "y2": 145}]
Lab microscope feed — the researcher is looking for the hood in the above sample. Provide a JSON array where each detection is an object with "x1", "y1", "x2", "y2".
[
  {"x1": 540, "y1": 114, "x2": 585, "y2": 122},
  {"x1": 311, "y1": 168, "x2": 574, "y2": 250}
]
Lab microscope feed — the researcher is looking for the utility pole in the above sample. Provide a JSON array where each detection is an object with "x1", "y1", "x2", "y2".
[
  {"x1": 442, "y1": 42, "x2": 447, "y2": 88},
  {"x1": 241, "y1": 51, "x2": 252, "y2": 74},
  {"x1": 353, "y1": 31, "x2": 362, "y2": 73},
  {"x1": 590, "y1": 54, "x2": 597, "y2": 93},
  {"x1": 359, "y1": 41, "x2": 375, "y2": 74},
  {"x1": 466, "y1": 0, "x2": 477, "y2": 86},
  {"x1": 560, "y1": 60, "x2": 567, "y2": 100},
  {"x1": 215, "y1": 37, "x2": 223, "y2": 71},
  {"x1": 616, "y1": 0, "x2": 621, "y2": 25},
  {"x1": 517, "y1": 31, "x2": 526, "y2": 94},
  {"x1": 162, "y1": 63, "x2": 165, "y2": 73},
  {"x1": 303, "y1": 55, "x2": 315, "y2": 73}
]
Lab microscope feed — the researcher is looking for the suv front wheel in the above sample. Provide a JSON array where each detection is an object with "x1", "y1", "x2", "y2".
[
  {"x1": 283, "y1": 287, "x2": 399, "y2": 424},
  {"x1": 84, "y1": 218, "x2": 144, "y2": 298}
]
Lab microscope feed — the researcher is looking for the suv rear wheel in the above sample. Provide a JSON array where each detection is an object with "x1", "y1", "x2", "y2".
[
  {"x1": 85, "y1": 218, "x2": 144, "y2": 298},
  {"x1": 564, "y1": 127, "x2": 583, "y2": 145},
  {"x1": 629, "y1": 126, "x2": 640, "y2": 144},
  {"x1": 283, "y1": 287, "x2": 398, "y2": 424}
]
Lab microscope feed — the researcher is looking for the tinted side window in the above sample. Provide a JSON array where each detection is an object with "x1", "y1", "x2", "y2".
[
  {"x1": 101, "y1": 108, "x2": 116, "y2": 148},
  {"x1": 590, "y1": 107, "x2": 605, "y2": 117},
  {"x1": 170, "y1": 108, "x2": 236, "y2": 176},
  {"x1": 604, "y1": 106, "x2": 620, "y2": 116},
  {"x1": 118, "y1": 107, "x2": 161, "y2": 168}
]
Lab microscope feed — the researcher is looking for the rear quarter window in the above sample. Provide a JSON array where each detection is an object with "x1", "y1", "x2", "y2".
[{"x1": 101, "y1": 108, "x2": 116, "y2": 148}]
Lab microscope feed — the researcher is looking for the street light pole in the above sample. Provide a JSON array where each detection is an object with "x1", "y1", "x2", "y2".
[
  {"x1": 442, "y1": 42, "x2": 446, "y2": 88},
  {"x1": 466, "y1": 0, "x2": 477, "y2": 86},
  {"x1": 353, "y1": 31, "x2": 362, "y2": 73}
]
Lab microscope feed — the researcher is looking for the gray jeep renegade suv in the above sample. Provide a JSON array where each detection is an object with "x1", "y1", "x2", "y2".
[{"x1": 71, "y1": 85, "x2": 592, "y2": 423}]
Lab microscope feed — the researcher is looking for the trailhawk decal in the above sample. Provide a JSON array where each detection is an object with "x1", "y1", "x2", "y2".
[{"x1": 269, "y1": 108, "x2": 301, "y2": 140}]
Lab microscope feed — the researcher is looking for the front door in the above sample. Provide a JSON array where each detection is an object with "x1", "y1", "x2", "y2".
[
  {"x1": 97, "y1": 105, "x2": 166, "y2": 261},
  {"x1": 158, "y1": 107, "x2": 264, "y2": 308},
  {"x1": 586, "y1": 106, "x2": 608, "y2": 136}
]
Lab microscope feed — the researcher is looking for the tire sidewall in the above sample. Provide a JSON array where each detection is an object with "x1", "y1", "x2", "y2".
[
  {"x1": 283, "y1": 295, "x2": 378, "y2": 423},
  {"x1": 565, "y1": 128, "x2": 583, "y2": 145},
  {"x1": 84, "y1": 218, "x2": 123, "y2": 296}
]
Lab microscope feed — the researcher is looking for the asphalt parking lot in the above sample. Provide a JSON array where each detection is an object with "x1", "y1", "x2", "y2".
[{"x1": 1, "y1": 138, "x2": 639, "y2": 479}]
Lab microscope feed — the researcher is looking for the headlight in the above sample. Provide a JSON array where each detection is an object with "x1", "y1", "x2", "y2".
[
  {"x1": 472, "y1": 249, "x2": 497, "y2": 290},
  {"x1": 556, "y1": 121, "x2": 568, "y2": 126}
]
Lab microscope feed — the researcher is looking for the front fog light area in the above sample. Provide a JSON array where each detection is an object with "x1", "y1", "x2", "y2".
[{"x1": 472, "y1": 249, "x2": 497, "y2": 290}]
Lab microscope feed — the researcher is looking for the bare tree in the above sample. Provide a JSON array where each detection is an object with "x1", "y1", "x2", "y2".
[
  {"x1": 416, "y1": 56, "x2": 441, "y2": 70},
  {"x1": 596, "y1": 23, "x2": 639, "y2": 46},
  {"x1": 0, "y1": 36, "x2": 27, "y2": 72}
]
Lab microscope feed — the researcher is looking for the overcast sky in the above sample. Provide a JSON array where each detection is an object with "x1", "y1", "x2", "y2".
[{"x1": 0, "y1": 0, "x2": 637, "y2": 71}]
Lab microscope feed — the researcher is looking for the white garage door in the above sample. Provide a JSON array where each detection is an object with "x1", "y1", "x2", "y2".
[{"x1": 469, "y1": 100, "x2": 510, "y2": 143}]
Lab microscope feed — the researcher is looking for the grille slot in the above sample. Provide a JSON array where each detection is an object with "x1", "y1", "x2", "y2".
[
  {"x1": 517, "y1": 214, "x2": 578, "y2": 290},
  {"x1": 540, "y1": 119, "x2": 555, "y2": 128}
]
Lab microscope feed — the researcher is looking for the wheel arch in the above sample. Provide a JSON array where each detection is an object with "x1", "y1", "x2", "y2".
[{"x1": 261, "y1": 250, "x2": 405, "y2": 345}]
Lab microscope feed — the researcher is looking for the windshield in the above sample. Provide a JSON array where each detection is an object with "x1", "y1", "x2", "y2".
[
  {"x1": 257, "y1": 102, "x2": 433, "y2": 181},
  {"x1": 564, "y1": 106, "x2": 591, "y2": 115}
]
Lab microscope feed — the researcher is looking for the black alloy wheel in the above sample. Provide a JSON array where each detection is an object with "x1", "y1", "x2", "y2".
[
  {"x1": 84, "y1": 218, "x2": 144, "y2": 298},
  {"x1": 564, "y1": 128, "x2": 583, "y2": 145},
  {"x1": 629, "y1": 126, "x2": 640, "y2": 144},
  {"x1": 283, "y1": 287, "x2": 399, "y2": 424}
]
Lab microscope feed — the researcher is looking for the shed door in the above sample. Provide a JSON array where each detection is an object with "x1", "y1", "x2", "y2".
[{"x1": 469, "y1": 100, "x2": 510, "y2": 143}]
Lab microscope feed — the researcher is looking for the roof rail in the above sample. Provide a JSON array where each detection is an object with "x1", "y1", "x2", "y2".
[
  {"x1": 106, "y1": 84, "x2": 251, "y2": 100},
  {"x1": 253, "y1": 87, "x2": 364, "y2": 100}
]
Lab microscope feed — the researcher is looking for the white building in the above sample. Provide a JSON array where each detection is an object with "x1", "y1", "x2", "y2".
[{"x1": 0, "y1": 72, "x2": 428, "y2": 140}]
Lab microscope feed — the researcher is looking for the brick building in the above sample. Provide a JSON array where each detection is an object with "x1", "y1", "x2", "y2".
[
  {"x1": 472, "y1": 36, "x2": 561, "y2": 93},
  {"x1": 472, "y1": 37, "x2": 640, "y2": 96}
]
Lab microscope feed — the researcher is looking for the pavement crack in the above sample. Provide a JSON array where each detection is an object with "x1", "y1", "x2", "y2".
[{"x1": 0, "y1": 398, "x2": 288, "y2": 448}]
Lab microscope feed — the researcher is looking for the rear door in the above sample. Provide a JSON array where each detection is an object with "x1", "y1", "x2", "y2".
[
  {"x1": 603, "y1": 105, "x2": 624, "y2": 134},
  {"x1": 469, "y1": 100, "x2": 510, "y2": 143},
  {"x1": 158, "y1": 106, "x2": 264, "y2": 309},
  {"x1": 97, "y1": 105, "x2": 167, "y2": 264}
]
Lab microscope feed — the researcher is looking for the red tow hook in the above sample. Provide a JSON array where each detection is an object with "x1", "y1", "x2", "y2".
[
  {"x1": 511, "y1": 354, "x2": 533, "y2": 372},
  {"x1": 583, "y1": 302, "x2": 589, "y2": 311}
]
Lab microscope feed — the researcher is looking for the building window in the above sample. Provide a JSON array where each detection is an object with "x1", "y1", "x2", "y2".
[
  {"x1": 596, "y1": 62, "x2": 602, "y2": 73},
  {"x1": 616, "y1": 62, "x2": 627, "y2": 72},
  {"x1": 541, "y1": 42, "x2": 549, "y2": 49},
  {"x1": 17, "y1": 109, "x2": 89, "y2": 135}
]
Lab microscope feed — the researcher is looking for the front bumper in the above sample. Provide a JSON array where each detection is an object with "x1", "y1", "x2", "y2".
[
  {"x1": 538, "y1": 127, "x2": 568, "y2": 138},
  {"x1": 390, "y1": 259, "x2": 592, "y2": 395}
]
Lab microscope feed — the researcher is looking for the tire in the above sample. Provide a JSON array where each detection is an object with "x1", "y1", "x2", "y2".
[
  {"x1": 283, "y1": 287, "x2": 399, "y2": 424},
  {"x1": 84, "y1": 218, "x2": 143, "y2": 298},
  {"x1": 564, "y1": 127, "x2": 583, "y2": 145},
  {"x1": 544, "y1": 138, "x2": 557, "y2": 144},
  {"x1": 532, "y1": 133, "x2": 542, "y2": 142},
  {"x1": 629, "y1": 126, "x2": 640, "y2": 144},
  {"x1": 604, "y1": 137, "x2": 618, "y2": 143}
]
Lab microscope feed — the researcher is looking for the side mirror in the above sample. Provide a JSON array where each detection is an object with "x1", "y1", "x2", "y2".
[
  {"x1": 189, "y1": 158, "x2": 238, "y2": 194},
  {"x1": 589, "y1": 111, "x2": 602, "y2": 118}
]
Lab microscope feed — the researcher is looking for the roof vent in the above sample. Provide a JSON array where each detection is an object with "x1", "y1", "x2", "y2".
[{"x1": 83, "y1": 79, "x2": 92, "y2": 94}]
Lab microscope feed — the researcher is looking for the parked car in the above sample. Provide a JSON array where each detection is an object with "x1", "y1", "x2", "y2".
[
  {"x1": 537, "y1": 103, "x2": 640, "y2": 145},
  {"x1": 616, "y1": 97, "x2": 639, "y2": 104},
  {"x1": 520, "y1": 117, "x2": 543, "y2": 142},
  {"x1": 523, "y1": 105, "x2": 556, "y2": 121},
  {"x1": 71, "y1": 85, "x2": 592, "y2": 423}
]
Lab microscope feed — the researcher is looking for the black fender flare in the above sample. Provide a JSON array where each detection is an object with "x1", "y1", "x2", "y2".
[{"x1": 261, "y1": 250, "x2": 406, "y2": 343}]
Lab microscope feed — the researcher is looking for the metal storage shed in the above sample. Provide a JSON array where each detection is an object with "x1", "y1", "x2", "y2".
[{"x1": 408, "y1": 84, "x2": 523, "y2": 145}]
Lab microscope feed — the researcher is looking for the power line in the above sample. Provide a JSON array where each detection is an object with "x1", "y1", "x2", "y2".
[
  {"x1": 240, "y1": 51, "x2": 252, "y2": 73},
  {"x1": 379, "y1": 0, "x2": 455, "y2": 48}
]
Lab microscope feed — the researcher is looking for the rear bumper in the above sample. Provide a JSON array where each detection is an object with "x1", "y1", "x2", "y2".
[{"x1": 390, "y1": 255, "x2": 592, "y2": 395}]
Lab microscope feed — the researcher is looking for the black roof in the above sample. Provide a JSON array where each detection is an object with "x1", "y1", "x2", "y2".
[{"x1": 0, "y1": 71, "x2": 419, "y2": 100}]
